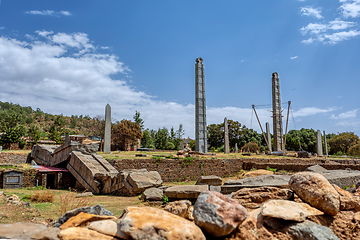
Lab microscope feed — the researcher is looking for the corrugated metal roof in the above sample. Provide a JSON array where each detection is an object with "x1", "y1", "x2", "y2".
[{"x1": 32, "y1": 165, "x2": 69, "y2": 172}]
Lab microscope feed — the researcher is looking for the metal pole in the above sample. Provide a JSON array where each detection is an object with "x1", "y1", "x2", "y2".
[
  {"x1": 283, "y1": 101, "x2": 291, "y2": 151},
  {"x1": 252, "y1": 105, "x2": 271, "y2": 152}
]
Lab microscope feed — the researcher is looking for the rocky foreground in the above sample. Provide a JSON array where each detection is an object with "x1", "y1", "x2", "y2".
[{"x1": 1, "y1": 171, "x2": 360, "y2": 239}]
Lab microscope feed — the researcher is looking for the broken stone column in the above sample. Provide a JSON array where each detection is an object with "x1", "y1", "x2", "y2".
[
  {"x1": 103, "y1": 104, "x2": 111, "y2": 153},
  {"x1": 195, "y1": 57, "x2": 207, "y2": 153},
  {"x1": 235, "y1": 143, "x2": 238, "y2": 153},
  {"x1": 266, "y1": 122, "x2": 272, "y2": 152},
  {"x1": 65, "y1": 132, "x2": 70, "y2": 145},
  {"x1": 272, "y1": 72, "x2": 283, "y2": 152},
  {"x1": 224, "y1": 117, "x2": 229, "y2": 154},
  {"x1": 324, "y1": 130, "x2": 328, "y2": 156},
  {"x1": 316, "y1": 130, "x2": 323, "y2": 157}
]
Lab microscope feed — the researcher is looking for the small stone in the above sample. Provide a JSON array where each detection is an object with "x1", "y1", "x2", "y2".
[
  {"x1": 75, "y1": 192, "x2": 93, "y2": 198},
  {"x1": 88, "y1": 220, "x2": 130, "y2": 239},
  {"x1": 163, "y1": 200, "x2": 193, "y2": 220},
  {"x1": 288, "y1": 220, "x2": 340, "y2": 240},
  {"x1": 195, "y1": 175, "x2": 222, "y2": 186},
  {"x1": 141, "y1": 187, "x2": 163, "y2": 201},
  {"x1": 164, "y1": 185, "x2": 208, "y2": 199},
  {"x1": 243, "y1": 169, "x2": 274, "y2": 178}
]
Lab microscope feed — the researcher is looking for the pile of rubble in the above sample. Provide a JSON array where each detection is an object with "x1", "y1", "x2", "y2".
[{"x1": 2, "y1": 166, "x2": 360, "y2": 239}]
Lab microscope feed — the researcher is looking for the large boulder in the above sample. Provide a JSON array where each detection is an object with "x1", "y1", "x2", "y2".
[
  {"x1": 54, "y1": 204, "x2": 113, "y2": 227},
  {"x1": 163, "y1": 200, "x2": 193, "y2": 220},
  {"x1": 289, "y1": 172, "x2": 340, "y2": 216},
  {"x1": 60, "y1": 212, "x2": 117, "y2": 230},
  {"x1": 287, "y1": 220, "x2": 340, "y2": 240},
  {"x1": 195, "y1": 175, "x2": 222, "y2": 186},
  {"x1": 222, "y1": 174, "x2": 291, "y2": 194},
  {"x1": 0, "y1": 223, "x2": 60, "y2": 240},
  {"x1": 193, "y1": 191, "x2": 248, "y2": 237},
  {"x1": 141, "y1": 187, "x2": 163, "y2": 201},
  {"x1": 164, "y1": 185, "x2": 208, "y2": 199},
  {"x1": 232, "y1": 186, "x2": 294, "y2": 209},
  {"x1": 59, "y1": 227, "x2": 118, "y2": 240},
  {"x1": 332, "y1": 184, "x2": 360, "y2": 211},
  {"x1": 119, "y1": 206, "x2": 205, "y2": 240},
  {"x1": 125, "y1": 171, "x2": 163, "y2": 195},
  {"x1": 88, "y1": 220, "x2": 130, "y2": 239},
  {"x1": 261, "y1": 200, "x2": 323, "y2": 222}
]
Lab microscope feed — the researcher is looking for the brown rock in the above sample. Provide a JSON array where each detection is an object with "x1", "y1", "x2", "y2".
[
  {"x1": 230, "y1": 208, "x2": 274, "y2": 240},
  {"x1": 0, "y1": 222, "x2": 60, "y2": 240},
  {"x1": 119, "y1": 206, "x2": 205, "y2": 240},
  {"x1": 194, "y1": 191, "x2": 248, "y2": 237},
  {"x1": 232, "y1": 186, "x2": 294, "y2": 209},
  {"x1": 164, "y1": 185, "x2": 208, "y2": 199},
  {"x1": 261, "y1": 200, "x2": 323, "y2": 222},
  {"x1": 59, "y1": 227, "x2": 118, "y2": 240},
  {"x1": 332, "y1": 184, "x2": 360, "y2": 211},
  {"x1": 60, "y1": 212, "x2": 117, "y2": 230},
  {"x1": 243, "y1": 169, "x2": 274, "y2": 178},
  {"x1": 88, "y1": 220, "x2": 130, "y2": 239},
  {"x1": 163, "y1": 200, "x2": 193, "y2": 220},
  {"x1": 289, "y1": 172, "x2": 340, "y2": 216},
  {"x1": 195, "y1": 175, "x2": 222, "y2": 186}
]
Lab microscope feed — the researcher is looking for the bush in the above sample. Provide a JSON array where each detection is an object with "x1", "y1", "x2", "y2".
[
  {"x1": 30, "y1": 192, "x2": 54, "y2": 202},
  {"x1": 348, "y1": 144, "x2": 360, "y2": 157},
  {"x1": 241, "y1": 142, "x2": 260, "y2": 153},
  {"x1": 165, "y1": 142, "x2": 175, "y2": 150},
  {"x1": 217, "y1": 146, "x2": 224, "y2": 152}
]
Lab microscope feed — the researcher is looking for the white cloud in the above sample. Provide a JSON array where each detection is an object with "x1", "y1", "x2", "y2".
[
  {"x1": 25, "y1": 10, "x2": 72, "y2": 17},
  {"x1": 300, "y1": 7, "x2": 323, "y2": 19},
  {"x1": 331, "y1": 109, "x2": 358, "y2": 119},
  {"x1": 292, "y1": 107, "x2": 335, "y2": 117},
  {"x1": 290, "y1": 56, "x2": 298, "y2": 60},
  {"x1": 339, "y1": 0, "x2": 360, "y2": 18},
  {"x1": 0, "y1": 27, "x2": 5, "y2": 30},
  {"x1": 300, "y1": 19, "x2": 359, "y2": 44}
]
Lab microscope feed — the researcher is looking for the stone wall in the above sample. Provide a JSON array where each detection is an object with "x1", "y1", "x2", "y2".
[
  {"x1": 110, "y1": 158, "x2": 360, "y2": 182},
  {"x1": 0, "y1": 168, "x2": 39, "y2": 188},
  {"x1": 0, "y1": 152, "x2": 28, "y2": 164}
]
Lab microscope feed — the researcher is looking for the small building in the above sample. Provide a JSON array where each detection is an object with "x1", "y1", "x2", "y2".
[
  {"x1": 3, "y1": 170, "x2": 23, "y2": 188},
  {"x1": 181, "y1": 137, "x2": 193, "y2": 150},
  {"x1": 69, "y1": 135, "x2": 87, "y2": 144},
  {"x1": 32, "y1": 165, "x2": 71, "y2": 189}
]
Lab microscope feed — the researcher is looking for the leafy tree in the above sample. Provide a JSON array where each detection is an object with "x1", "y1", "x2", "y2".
[
  {"x1": 241, "y1": 142, "x2": 260, "y2": 153},
  {"x1": 141, "y1": 129, "x2": 154, "y2": 148},
  {"x1": 207, "y1": 120, "x2": 263, "y2": 150},
  {"x1": 348, "y1": 144, "x2": 360, "y2": 157},
  {"x1": 0, "y1": 109, "x2": 26, "y2": 148},
  {"x1": 70, "y1": 115, "x2": 77, "y2": 129},
  {"x1": 48, "y1": 115, "x2": 66, "y2": 144},
  {"x1": 112, "y1": 119, "x2": 142, "y2": 150},
  {"x1": 133, "y1": 111, "x2": 144, "y2": 131},
  {"x1": 28, "y1": 124, "x2": 41, "y2": 145},
  {"x1": 154, "y1": 127, "x2": 169, "y2": 150},
  {"x1": 286, "y1": 128, "x2": 317, "y2": 153},
  {"x1": 328, "y1": 132, "x2": 359, "y2": 155}
]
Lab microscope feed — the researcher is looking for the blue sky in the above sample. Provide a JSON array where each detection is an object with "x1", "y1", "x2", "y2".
[{"x1": 0, "y1": 0, "x2": 359, "y2": 138}]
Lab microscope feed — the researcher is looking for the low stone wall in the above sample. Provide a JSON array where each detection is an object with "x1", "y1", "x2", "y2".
[
  {"x1": 0, "y1": 168, "x2": 39, "y2": 188},
  {"x1": 0, "y1": 152, "x2": 28, "y2": 164},
  {"x1": 110, "y1": 157, "x2": 360, "y2": 182}
]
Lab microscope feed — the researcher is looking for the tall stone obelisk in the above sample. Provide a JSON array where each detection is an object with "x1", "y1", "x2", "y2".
[
  {"x1": 224, "y1": 117, "x2": 230, "y2": 154},
  {"x1": 323, "y1": 130, "x2": 328, "y2": 156},
  {"x1": 266, "y1": 122, "x2": 272, "y2": 152},
  {"x1": 104, "y1": 104, "x2": 111, "y2": 153},
  {"x1": 195, "y1": 57, "x2": 207, "y2": 153},
  {"x1": 272, "y1": 72, "x2": 283, "y2": 152},
  {"x1": 316, "y1": 130, "x2": 323, "y2": 156}
]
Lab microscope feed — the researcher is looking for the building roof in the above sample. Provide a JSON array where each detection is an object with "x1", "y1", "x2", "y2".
[{"x1": 32, "y1": 165, "x2": 69, "y2": 172}]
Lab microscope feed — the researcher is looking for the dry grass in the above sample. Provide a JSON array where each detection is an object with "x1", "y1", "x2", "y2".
[
  {"x1": 30, "y1": 192, "x2": 54, "y2": 203},
  {"x1": 58, "y1": 191, "x2": 94, "y2": 215}
]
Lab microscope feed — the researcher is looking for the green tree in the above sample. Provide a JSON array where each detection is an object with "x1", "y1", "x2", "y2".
[
  {"x1": 48, "y1": 115, "x2": 65, "y2": 144},
  {"x1": 286, "y1": 128, "x2": 317, "y2": 153},
  {"x1": 141, "y1": 129, "x2": 154, "y2": 148},
  {"x1": 0, "y1": 109, "x2": 26, "y2": 148},
  {"x1": 70, "y1": 115, "x2": 77, "y2": 129},
  {"x1": 133, "y1": 111, "x2": 144, "y2": 131},
  {"x1": 328, "y1": 132, "x2": 359, "y2": 155},
  {"x1": 28, "y1": 124, "x2": 42, "y2": 145},
  {"x1": 154, "y1": 127, "x2": 169, "y2": 150}
]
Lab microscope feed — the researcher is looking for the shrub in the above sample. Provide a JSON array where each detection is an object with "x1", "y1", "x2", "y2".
[
  {"x1": 30, "y1": 192, "x2": 54, "y2": 202},
  {"x1": 241, "y1": 142, "x2": 260, "y2": 153},
  {"x1": 58, "y1": 191, "x2": 93, "y2": 215},
  {"x1": 347, "y1": 144, "x2": 360, "y2": 157},
  {"x1": 266, "y1": 166, "x2": 277, "y2": 173}
]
